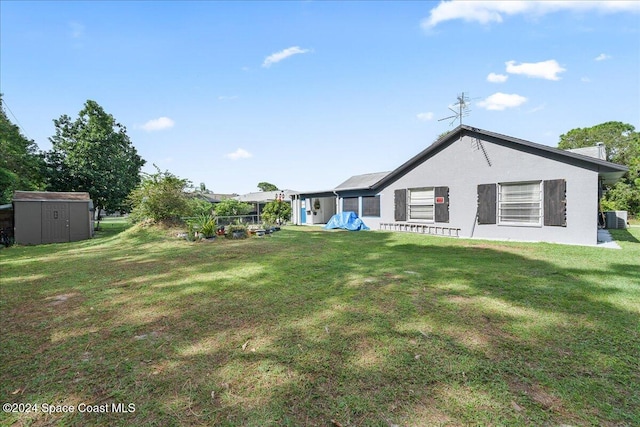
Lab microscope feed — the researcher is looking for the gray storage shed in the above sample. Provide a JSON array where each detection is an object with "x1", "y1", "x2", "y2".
[{"x1": 13, "y1": 191, "x2": 94, "y2": 245}]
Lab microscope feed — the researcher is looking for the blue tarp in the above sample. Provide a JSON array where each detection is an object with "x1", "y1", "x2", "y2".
[{"x1": 323, "y1": 211, "x2": 370, "y2": 231}]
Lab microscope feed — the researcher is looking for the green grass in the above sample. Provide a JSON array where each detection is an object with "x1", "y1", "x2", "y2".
[{"x1": 1, "y1": 219, "x2": 639, "y2": 426}]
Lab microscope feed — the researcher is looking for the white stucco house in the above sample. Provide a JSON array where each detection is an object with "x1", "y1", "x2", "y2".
[{"x1": 291, "y1": 125, "x2": 628, "y2": 246}]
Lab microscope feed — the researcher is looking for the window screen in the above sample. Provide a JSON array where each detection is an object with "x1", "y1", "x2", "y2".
[
  {"x1": 498, "y1": 182, "x2": 542, "y2": 226},
  {"x1": 362, "y1": 196, "x2": 380, "y2": 217},
  {"x1": 408, "y1": 188, "x2": 434, "y2": 221},
  {"x1": 343, "y1": 197, "x2": 359, "y2": 216}
]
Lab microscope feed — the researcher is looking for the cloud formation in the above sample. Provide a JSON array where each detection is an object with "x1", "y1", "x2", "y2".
[
  {"x1": 422, "y1": 1, "x2": 640, "y2": 29},
  {"x1": 505, "y1": 60, "x2": 566, "y2": 80},
  {"x1": 594, "y1": 53, "x2": 611, "y2": 61},
  {"x1": 141, "y1": 117, "x2": 175, "y2": 131},
  {"x1": 226, "y1": 148, "x2": 252, "y2": 160},
  {"x1": 477, "y1": 93, "x2": 527, "y2": 111},
  {"x1": 487, "y1": 72, "x2": 508, "y2": 83},
  {"x1": 262, "y1": 46, "x2": 310, "y2": 68},
  {"x1": 416, "y1": 112, "x2": 434, "y2": 121},
  {"x1": 69, "y1": 21, "x2": 85, "y2": 38}
]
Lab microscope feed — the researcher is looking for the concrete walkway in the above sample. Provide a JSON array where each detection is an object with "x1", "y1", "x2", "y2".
[{"x1": 597, "y1": 228, "x2": 621, "y2": 249}]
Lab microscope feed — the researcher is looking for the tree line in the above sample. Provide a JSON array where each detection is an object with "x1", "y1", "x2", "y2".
[
  {"x1": 1, "y1": 95, "x2": 638, "y2": 219},
  {"x1": 1, "y1": 97, "x2": 145, "y2": 219}
]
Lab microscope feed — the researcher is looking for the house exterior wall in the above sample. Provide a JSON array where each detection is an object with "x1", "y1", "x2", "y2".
[
  {"x1": 304, "y1": 196, "x2": 336, "y2": 224},
  {"x1": 369, "y1": 135, "x2": 599, "y2": 246}
]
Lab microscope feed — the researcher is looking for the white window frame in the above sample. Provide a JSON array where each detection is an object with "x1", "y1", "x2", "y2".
[
  {"x1": 408, "y1": 187, "x2": 435, "y2": 222},
  {"x1": 498, "y1": 181, "x2": 543, "y2": 227}
]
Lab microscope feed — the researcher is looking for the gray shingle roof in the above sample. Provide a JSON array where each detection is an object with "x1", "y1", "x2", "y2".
[{"x1": 334, "y1": 172, "x2": 390, "y2": 191}]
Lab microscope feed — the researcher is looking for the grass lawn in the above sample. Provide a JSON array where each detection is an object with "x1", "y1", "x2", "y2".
[{"x1": 1, "y1": 219, "x2": 639, "y2": 426}]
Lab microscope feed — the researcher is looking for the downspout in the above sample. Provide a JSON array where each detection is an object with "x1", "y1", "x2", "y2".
[{"x1": 333, "y1": 190, "x2": 340, "y2": 215}]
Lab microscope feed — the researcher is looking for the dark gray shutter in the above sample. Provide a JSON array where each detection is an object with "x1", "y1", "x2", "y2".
[
  {"x1": 544, "y1": 179, "x2": 566, "y2": 227},
  {"x1": 477, "y1": 184, "x2": 497, "y2": 225},
  {"x1": 434, "y1": 186, "x2": 449, "y2": 223},
  {"x1": 394, "y1": 189, "x2": 407, "y2": 221}
]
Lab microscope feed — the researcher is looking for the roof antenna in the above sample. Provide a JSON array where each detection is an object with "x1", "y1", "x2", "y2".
[{"x1": 438, "y1": 92, "x2": 470, "y2": 127}]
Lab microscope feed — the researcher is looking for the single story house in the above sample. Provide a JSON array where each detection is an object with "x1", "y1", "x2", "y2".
[
  {"x1": 13, "y1": 191, "x2": 94, "y2": 245},
  {"x1": 235, "y1": 190, "x2": 296, "y2": 218},
  {"x1": 291, "y1": 125, "x2": 628, "y2": 246}
]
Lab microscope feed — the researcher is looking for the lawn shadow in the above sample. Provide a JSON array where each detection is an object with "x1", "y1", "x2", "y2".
[
  {"x1": 2, "y1": 227, "x2": 639, "y2": 426},
  {"x1": 609, "y1": 228, "x2": 640, "y2": 243}
]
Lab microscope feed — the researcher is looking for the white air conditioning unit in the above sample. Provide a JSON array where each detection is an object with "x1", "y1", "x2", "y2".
[{"x1": 605, "y1": 211, "x2": 627, "y2": 229}]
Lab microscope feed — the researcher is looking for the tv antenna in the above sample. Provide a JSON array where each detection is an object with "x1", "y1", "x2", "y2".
[{"x1": 438, "y1": 92, "x2": 470, "y2": 127}]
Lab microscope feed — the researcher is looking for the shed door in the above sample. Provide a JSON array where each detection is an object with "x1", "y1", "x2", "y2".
[
  {"x1": 69, "y1": 202, "x2": 90, "y2": 241},
  {"x1": 42, "y1": 202, "x2": 69, "y2": 243}
]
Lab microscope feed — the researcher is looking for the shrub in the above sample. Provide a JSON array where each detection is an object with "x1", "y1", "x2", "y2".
[
  {"x1": 262, "y1": 200, "x2": 291, "y2": 225},
  {"x1": 128, "y1": 167, "x2": 192, "y2": 223},
  {"x1": 214, "y1": 199, "x2": 253, "y2": 217}
]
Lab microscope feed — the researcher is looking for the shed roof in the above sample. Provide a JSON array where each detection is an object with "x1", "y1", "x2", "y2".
[{"x1": 13, "y1": 191, "x2": 91, "y2": 202}]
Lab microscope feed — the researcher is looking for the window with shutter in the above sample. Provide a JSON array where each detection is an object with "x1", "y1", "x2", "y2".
[
  {"x1": 498, "y1": 181, "x2": 542, "y2": 226},
  {"x1": 408, "y1": 188, "x2": 435, "y2": 221}
]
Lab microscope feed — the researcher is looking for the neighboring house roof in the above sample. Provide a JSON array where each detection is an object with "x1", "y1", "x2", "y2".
[
  {"x1": 192, "y1": 192, "x2": 239, "y2": 203},
  {"x1": 235, "y1": 190, "x2": 296, "y2": 203},
  {"x1": 12, "y1": 191, "x2": 91, "y2": 202},
  {"x1": 335, "y1": 171, "x2": 391, "y2": 191},
  {"x1": 565, "y1": 145, "x2": 607, "y2": 160}
]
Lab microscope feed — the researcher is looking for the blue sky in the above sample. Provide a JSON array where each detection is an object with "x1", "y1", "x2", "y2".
[{"x1": 2, "y1": 1, "x2": 639, "y2": 194}]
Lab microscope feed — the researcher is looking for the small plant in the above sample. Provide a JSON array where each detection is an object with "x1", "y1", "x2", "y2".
[
  {"x1": 197, "y1": 214, "x2": 217, "y2": 238},
  {"x1": 186, "y1": 214, "x2": 217, "y2": 240}
]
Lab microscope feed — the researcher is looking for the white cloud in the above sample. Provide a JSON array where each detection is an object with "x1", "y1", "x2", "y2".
[
  {"x1": 262, "y1": 46, "x2": 310, "y2": 68},
  {"x1": 505, "y1": 60, "x2": 566, "y2": 80},
  {"x1": 141, "y1": 117, "x2": 175, "y2": 132},
  {"x1": 69, "y1": 21, "x2": 85, "y2": 38},
  {"x1": 226, "y1": 148, "x2": 252, "y2": 160},
  {"x1": 581, "y1": 76, "x2": 592, "y2": 83},
  {"x1": 422, "y1": 1, "x2": 640, "y2": 29},
  {"x1": 595, "y1": 53, "x2": 611, "y2": 61},
  {"x1": 477, "y1": 92, "x2": 527, "y2": 111},
  {"x1": 416, "y1": 112, "x2": 434, "y2": 121},
  {"x1": 487, "y1": 72, "x2": 508, "y2": 83},
  {"x1": 529, "y1": 103, "x2": 546, "y2": 113}
]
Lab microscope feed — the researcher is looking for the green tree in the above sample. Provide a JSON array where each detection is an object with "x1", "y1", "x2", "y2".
[
  {"x1": 214, "y1": 199, "x2": 252, "y2": 217},
  {"x1": 261, "y1": 199, "x2": 291, "y2": 225},
  {"x1": 127, "y1": 166, "x2": 192, "y2": 223},
  {"x1": 257, "y1": 182, "x2": 278, "y2": 192},
  {"x1": 558, "y1": 121, "x2": 640, "y2": 216},
  {"x1": 0, "y1": 96, "x2": 46, "y2": 203},
  {"x1": 44, "y1": 100, "x2": 146, "y2": 217}
]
